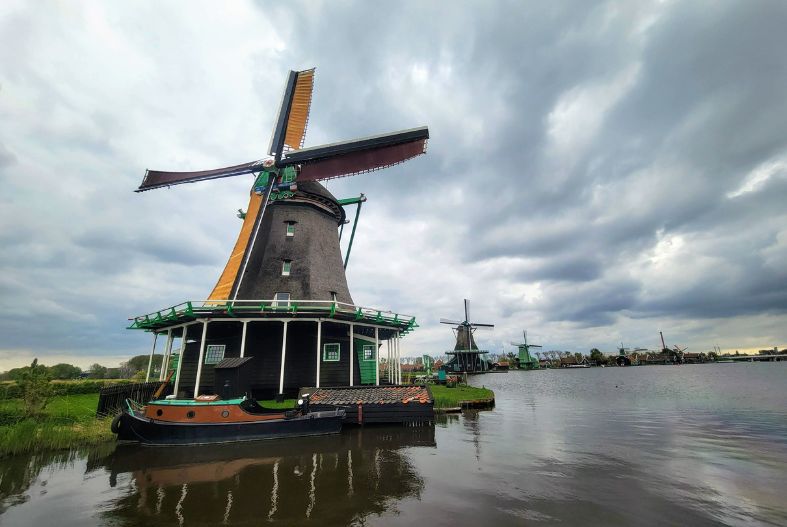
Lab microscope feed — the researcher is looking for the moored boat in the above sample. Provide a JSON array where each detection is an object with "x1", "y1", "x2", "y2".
[{"x1": 112, "y1": 395, "x2": 344, "y2": 446}]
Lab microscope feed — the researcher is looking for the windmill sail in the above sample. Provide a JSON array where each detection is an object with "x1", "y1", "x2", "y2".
[
  {"x1": 290, "y1": 127, "x2": 429, "y2": 182},
  {"x1": 137, "y1": 160, "x2": 263, "y2": 192},
  {"x1": 269, "y1": 69, "x2": 316, "y2": 160},
  {"x1": 207, "y1": 192, "x2": 264, "y2": 301}
]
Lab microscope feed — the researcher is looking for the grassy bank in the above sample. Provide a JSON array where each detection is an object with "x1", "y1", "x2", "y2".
[
  {"x1": 430, "y1": 384, "x2": 494, "y2": 409},
  {"x1": 0, "y1": 393, "x2": 113, "y2": 458}
]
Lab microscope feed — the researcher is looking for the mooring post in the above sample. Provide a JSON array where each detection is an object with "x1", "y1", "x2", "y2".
[
  {"x1": 145, "y1": 332, "x2": 159, "y2": 383},
  {"x1": 193, "y1": 320, "x2": 209, "y2": 398},
  {"x1": 159, "y1": 329, "x2": 173, "y2": 381},
  {"x1": 349, "y1": 323, "x2": 354, "y2": 386},
  {"x1": 279, "y1": 321, "x2": 289, "y2": 395},
  {"x1": 240, "y1": 320, "x2": 248, "y2": 358},
  {"x1": 316, "y1": 320, "x2": 322, "y2": 388},
  {"x1": 173, "y1": 324, "x2": 188, "y2": 397},
  {"x1": 375, "y1": 327, "x2": 380, "y2": 386}
]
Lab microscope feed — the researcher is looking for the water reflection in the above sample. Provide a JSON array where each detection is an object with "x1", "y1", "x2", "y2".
[
  {"x1": 98, "y1": 426, "x2": 434, "y2": 526},
  {"x1": 3, "y1": 365, "x2": 787, "y2": 526}
]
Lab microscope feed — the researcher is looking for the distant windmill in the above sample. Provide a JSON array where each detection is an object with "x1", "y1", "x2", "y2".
[
  {"x1": 511, "y1": 330, "x2": 542, "y2": 370},
  {"x1": 659, "y1": 331, "x2": 686, "y2": 363},
  {"x1": 439, "y1": 299, "x2": 494, "y2": 373},
  {"x1": 616, "y1": 343, "x2": 647, "y2": 366}
]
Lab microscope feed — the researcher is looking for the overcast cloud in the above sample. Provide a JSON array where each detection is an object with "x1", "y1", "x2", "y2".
[{"x1": 1, "y1": 0, "x2": 786, "y2": 369}]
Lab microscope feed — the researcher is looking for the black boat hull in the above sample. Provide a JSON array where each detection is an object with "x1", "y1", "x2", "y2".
[{"x1": 115, "y1": 409, "x2": 344, "y2": 446}]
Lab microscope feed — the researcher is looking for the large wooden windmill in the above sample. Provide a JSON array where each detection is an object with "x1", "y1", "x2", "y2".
[
  {"x1": 439, "y1": 299, "x2": 494, "y2": 373},
  {"x1": 132, "y1": 68, "x2": 429, "y2": 399}
]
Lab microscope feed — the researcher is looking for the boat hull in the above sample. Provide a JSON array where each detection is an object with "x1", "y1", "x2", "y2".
[{"x1": 115, "y1": 409, "x2": 344, "y2": 446}]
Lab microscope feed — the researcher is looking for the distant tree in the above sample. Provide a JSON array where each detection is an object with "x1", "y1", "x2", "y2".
[
  {"x1": 574, "y1": 352, "x2": 584, "y2": 363},
  {"x1": 17, "y1": 359, "x2": 53, "y2": 416},
  {"x1": 48, "y1": 363, "x2": 82, "y2": 380},
  {"x1": 589, "y1": 349, "x2": 605, "y2": 364},
  {"x1": 88, "y1": 363, "x2": 108, "y2": 379},
  {"x1": 126, "y1": 354, "x2": 164, "y2": 375},
  {"x1": 105, "y1": 368, "x2": 121, "y2": 379},
  {"x1": 708, "y1": 351, "x2": 718, "y2": 361},
  {"x1": 7, "y1": 366, "x2": 34, "y2": 381}
]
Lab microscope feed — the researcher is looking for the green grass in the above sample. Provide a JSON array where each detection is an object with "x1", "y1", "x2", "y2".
[
  {"x1": 0, "y1": 393, "x2": 111, "y2": 458},
  {"x1": 257, "y1": 398, "x2": 297, "y2": 409},
  {"x1": 430, "y1": 384, "x2": 494, "y2": 409}
]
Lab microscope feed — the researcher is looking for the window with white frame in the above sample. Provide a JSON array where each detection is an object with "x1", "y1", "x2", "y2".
[
  {"x1": 204, "y1": 344, "x2": 226, "y2": 364},
  {"x1": 323, "y1": 343, "x2": 340, "y2": 362},
  {"x1": 286, "y1": 222, "x2": 295, "y2": 237},
  {"x1": 282, "y1": 260, "x2": 291, "y2": 276},
  {"x1": 363, "y1": 345, "x2": 376, "y2": 361},
  {"x1": 273, "y1": 292, "x2": 290, "y2": 307}
]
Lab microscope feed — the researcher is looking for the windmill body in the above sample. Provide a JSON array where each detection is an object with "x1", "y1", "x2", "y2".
[
  {"x1": 511, "y1": 331, "x2": 541, "y2": 370},
  {"x1": 439, "y1": 300, "x2": 494, "y2": 374},
  {"x1": 130, "y1": 68, "x2": 428, "y2": 398}
]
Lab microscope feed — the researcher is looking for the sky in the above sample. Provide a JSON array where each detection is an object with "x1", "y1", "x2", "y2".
[{"x1": 1, "y1": 0, "x2": 786, "y2": 370}]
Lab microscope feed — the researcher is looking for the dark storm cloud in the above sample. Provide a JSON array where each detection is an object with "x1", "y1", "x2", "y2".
[{"x1": 1, "y1": 0, "x2": 786, "y2": 368}]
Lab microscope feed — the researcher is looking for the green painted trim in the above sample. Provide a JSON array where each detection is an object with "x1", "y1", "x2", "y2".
[
  {"x1": 150, "y1": 398, "x2": 245, "y2": 406},
  {"x1": 343, "y1": 200, "x2": 363, "y2": 269},
  {"x1": 337, "y1": 196, "x2": 365, "y2": 206}
]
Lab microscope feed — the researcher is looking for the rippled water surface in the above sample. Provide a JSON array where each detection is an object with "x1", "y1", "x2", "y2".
[{"x1": 1, "y1": 363, "x2": 785, "y2": 526}]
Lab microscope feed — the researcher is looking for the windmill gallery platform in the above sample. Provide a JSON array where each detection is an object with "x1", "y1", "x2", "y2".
[{"x1": 126, "y1": 67, "x2": 431, "y2": 422}]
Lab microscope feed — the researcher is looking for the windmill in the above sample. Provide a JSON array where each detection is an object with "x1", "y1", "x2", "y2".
[
  {"x1": 616, "y1": 343, "x2": 648, "y2": 366},
  {"x1": 510, "y1": 330, "x2": 542, "y2": 370},
  {"x1": 659, "y1": 331, "x2": 686, "y2": 363},
  {"x1": 439, "y1": 299, "x2": 494, "y2": 373},
  {"x1": 134, "y1": 68, "x2": 429, "y2": 397}
]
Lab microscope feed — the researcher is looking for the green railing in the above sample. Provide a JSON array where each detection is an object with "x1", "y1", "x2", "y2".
[{"x1": 128, "y1": 299, "x2": 418, "y2": 335}]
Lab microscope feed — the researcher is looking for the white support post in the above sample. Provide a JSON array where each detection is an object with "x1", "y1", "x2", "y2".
[
  {"x1": 398, "y1": 333, "x2": 402, "y2": 384},
  {"x1": 349, "y1": 323, "x2": 354, "y2": 386},
  {"x1": 159, "y1": 329, "x2": 173, "y2": 381},
  {"x1": 193, "y1": 320, "x2": 209, "y2": 398},
  {"x1": 388, "y1": 340, "x2": 392, "y2": 383},
  {"x1": 394, "y1": 334, "x2": 399, "y2": 384},
  {"x1": 173, "y1": 324, "x2": 188, "y2": 397},
  {"x1": 279, "y1": 321, "x2": 289, "y2": 395},
  {"x1": 315, "y1": 320, "x2": 322, "y2": 388},
  {"x1": 240, "y1": 321, "x2": 248, "y2": 358},
  {"x1": 391, "y1": 333, "x2": 401, "y2": 385},
  {"x1": 375, "y1": 327, "x2": 380, "y2": 386},
  {"x1": 145, "y1": 332, "x2": 159, "y2": 382}
]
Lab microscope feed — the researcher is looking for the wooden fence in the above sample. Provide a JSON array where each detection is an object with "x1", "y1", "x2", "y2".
[{"x1": 96, "y1": 381, "x2": 162, "y2": 417}]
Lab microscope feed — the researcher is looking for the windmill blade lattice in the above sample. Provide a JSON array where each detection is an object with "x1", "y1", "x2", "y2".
[{"x1": 137, "y1": 160, "x2": 264, "y2": 192}]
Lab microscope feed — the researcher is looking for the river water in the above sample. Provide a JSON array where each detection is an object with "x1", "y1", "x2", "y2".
[{"x1": 1, "y1": 363, "x2": 785, "y2": 526}]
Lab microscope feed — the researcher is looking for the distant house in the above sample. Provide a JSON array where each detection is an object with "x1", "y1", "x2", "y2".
[
  {"x1": 559, "y1": 355, "x2": 578, "y2": 367},
  {"x1": 682, "y1": 352, "x2": 707, "y2": 364}
]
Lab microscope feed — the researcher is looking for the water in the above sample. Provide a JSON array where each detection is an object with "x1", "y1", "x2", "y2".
[{"x1": 2, "y1": 363, "x2": 785, "y2": 526}]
